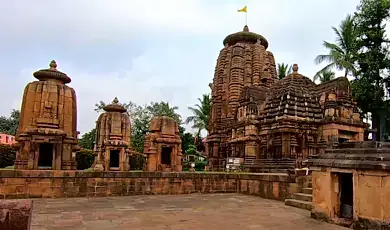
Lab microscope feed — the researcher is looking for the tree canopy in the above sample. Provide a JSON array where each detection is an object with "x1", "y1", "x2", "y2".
[
  {"x1": 0, "y1": 110, "x2": 20, "y2": 135},
  {"x1": 351, "y1": 0, "x2": 390, "y2": 139},
  {"x1": 277, "y1": 63, "x2": 293, "y2": 80},
  {"x1": 314, "y1": 14, "x2": 359, "y2": 79},
  {"x1": 185, "y1": 94, "x2": 211, "y2": 136}
]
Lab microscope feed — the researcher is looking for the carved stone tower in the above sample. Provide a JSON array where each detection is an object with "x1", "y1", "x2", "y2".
[
  {"x1": 93, "y1": 97, "x2": 131, "y2": 171},
  {"x1": 144, "y1": 116, "x2": 182, "y2": 172},
  {"x1": 15, "y1": 60, "x2": 79, "y2": 170},
  {"x1": 207, "y1": 26, "x2": 277, "y2": 168}
]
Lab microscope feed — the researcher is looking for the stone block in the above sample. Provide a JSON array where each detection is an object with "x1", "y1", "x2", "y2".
[{"x1": 0, "y1": 200, "x2": 33, "y2": 230}]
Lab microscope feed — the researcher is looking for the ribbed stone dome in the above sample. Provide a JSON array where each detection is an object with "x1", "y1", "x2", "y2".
[{"x1": 262, "y1": 64, "x2": 323, "y2": 121}]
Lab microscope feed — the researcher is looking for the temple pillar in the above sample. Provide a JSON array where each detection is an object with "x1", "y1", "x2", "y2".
[
  {"x1": 104, "y1": 148, "x2": 110, "y2": 171},
  {"x1": 119, "y1": 148, "x2": 125, "y2": 171},
  {"x1": 245, "y1": 141, "x2": 257, "y2": 159},
  {"x1": 282, "y1": 133, "x2": 290, "y2": 158},
  {"x1": 147, "y1": 147, "x2": 158, "y2": 172}
]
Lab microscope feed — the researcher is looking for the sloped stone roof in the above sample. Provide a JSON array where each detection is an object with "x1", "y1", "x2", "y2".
[{"x1": 261, "y1": 64, "x2": 323, "y2": 122}]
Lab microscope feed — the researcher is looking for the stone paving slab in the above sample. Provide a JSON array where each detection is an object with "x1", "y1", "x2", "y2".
[{"x1": 31, "y1": 194, "x2": 346, "y2": 230}]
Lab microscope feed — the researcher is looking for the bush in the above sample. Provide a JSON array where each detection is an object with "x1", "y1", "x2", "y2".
[
  {"x1": 184, "y1": 145, "x2": 197, "y2": 155},
  {"x1": 129, "y1": 154, "x2": 145, "y2": 170},
  {"x1": 76, "y1": 149, "x2": 94, "y2": 170},
  {"x1": 0, "y1": 144, "x2": 17, "y2": 168},
  {"x1": 182, "y1": 160, "x2": 208, "y2": 171},
  {"x1": 194, "y1": 160, "x2": 207, "y2": 171}
]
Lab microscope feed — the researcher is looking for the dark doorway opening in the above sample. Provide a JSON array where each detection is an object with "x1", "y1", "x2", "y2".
[
  {"x1": 109, "y1": 150, "x2": 120, "y2": 168},
  {"x1": 161, "y1": 147, "x2": 172, "y2": 165},
  {"x1": 339, "y1": 138, "x2": 349, "y2": 143},
  {"x1": 339, "y1": 173, "x2": 353, "y2": 219},
  {"x1": 38, "y1": 143, "x2": 53, "y2": 168}
]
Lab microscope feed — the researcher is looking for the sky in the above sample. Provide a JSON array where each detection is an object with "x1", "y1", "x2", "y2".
[{"x1": 0, "y1": 0, "x2": 361, "y2": 135}]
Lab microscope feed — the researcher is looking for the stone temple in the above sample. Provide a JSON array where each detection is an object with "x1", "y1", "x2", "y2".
[
  {"x1": 92, "y1": 97, "x2": 132, "y2": 171},
  {"x1": 206, "y1": 26, "x2": 367, "y2": 171},
  {"x1": 15, "y1": 61, "x2": 79, "y2": 170},
  {"x1": 144, "y1": 116, "x2": 182, "y2": 172}
]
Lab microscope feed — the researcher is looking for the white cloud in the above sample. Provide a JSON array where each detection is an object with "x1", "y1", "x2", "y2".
[{"x1": 0, "y1": 0, "x2": 362, "y2": 135}]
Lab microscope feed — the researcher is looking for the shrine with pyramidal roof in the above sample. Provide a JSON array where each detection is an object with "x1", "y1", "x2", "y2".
[{"x1": 206, "y1": 26, "x2": 367, "y2": 172}]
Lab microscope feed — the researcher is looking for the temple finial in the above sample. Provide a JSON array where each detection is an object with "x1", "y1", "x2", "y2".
[
  {"x1": 49, "y1": 60, "x2": 57, "y2": 70},
  {"x1": 113, "y1": 97, "x2": 119, "y2": 104},
  {"x1": 292, "y1": 64, "x2": 298, "y2": 73}
]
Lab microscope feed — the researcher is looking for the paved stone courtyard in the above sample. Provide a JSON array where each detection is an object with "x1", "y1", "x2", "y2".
[{"x1": 31, "y1": 194, "x2": 345, "y2": 230}]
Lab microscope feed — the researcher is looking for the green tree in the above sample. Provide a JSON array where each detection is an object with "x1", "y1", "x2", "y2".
[
  {"x1": 181, "y1": 132, "x2": 195, "y2": 154},
  {"x1": 78, "y1": 128, "x2": 96, "y2": 150},
  {"x1": 185, "y1": 94, "x2": 211, "y2": 136},
  {"x1": 352, "y1": 0, "x2": 390, "y2": 140},
  {"x1": 277, "y1": 63, "x2": 292, "y2": 80},
  {"x1": 184, "y1": 144, "x2": 197, "y2": 155},
  {"x1": 314, "y1": 70, "x2": 336, "y2": 83},
  {"x1": 314, "y1": 14, "x2": 359, "y2": 79},
  {"x1": 146, "y1": 101, "x2": 182, "y2": 124},
  {"x1": 0, "y1": 110, "x2": 20, "y2": 135},
  {"x1": 75, "y1": 149, "x2": 94, "y2": 170}
]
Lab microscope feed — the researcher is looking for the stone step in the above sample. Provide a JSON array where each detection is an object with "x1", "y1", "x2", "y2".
[
  {"x1": 285, "y1": 199, "x2": 312, "y2": 211},
  {"x1": 291, "y1": 193, "x2": 312, "y2": 202},
  {"x1": 302, "y1": 188, "x2": 312, "y2": 195}
]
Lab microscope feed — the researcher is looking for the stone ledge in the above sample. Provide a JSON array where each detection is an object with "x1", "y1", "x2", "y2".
[
  {"x1": 311, "y1": 210, "x2": 390, "y2": 229},
  {"x1": 0, "y1": 170, "x2": 294, "y2": 182},
  {"x1": 0, "y1": 170, "x2": 296, "y2": 201}
]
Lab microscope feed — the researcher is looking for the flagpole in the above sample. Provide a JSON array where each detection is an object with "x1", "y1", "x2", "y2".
[{"x1": 245, "y1": 12, "x2": 247, "y2": 26}]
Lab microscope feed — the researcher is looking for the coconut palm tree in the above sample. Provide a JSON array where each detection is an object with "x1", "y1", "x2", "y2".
[
  {"x1": 314, "y1": 70, "x2": 336, "y2": 83},
  {"x1": 277, "y1": 63, "x2": 292, "y2": 80},
  {"x1": 314, "y1": 14, "x2": 358, "y2": 79},
  {"x1": 185, "y1": 94, "x2": 211, "y2": 136}
]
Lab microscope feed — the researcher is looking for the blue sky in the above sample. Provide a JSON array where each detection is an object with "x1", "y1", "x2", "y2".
[{"x1": 0, "y1": 0, "x2": 360, "y2": 135}]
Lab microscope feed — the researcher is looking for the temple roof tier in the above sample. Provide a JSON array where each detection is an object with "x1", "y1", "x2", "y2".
[
  {"x1": 33, "y1": 60, "x2": 71, "y2": 84},
  {"x1": 223, "y1": 25, "x2": 269, "y2": 48},
  {"x1": 103, "y1": 97, "x2": 127, "y2": 113}
]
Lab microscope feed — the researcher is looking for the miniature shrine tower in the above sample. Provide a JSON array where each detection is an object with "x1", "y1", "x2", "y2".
[
  {"x1": 15, "y1": 60, "x2": 79, "y2": 170},
  {"x1": 144, "y1": 116, "x2": 182, "y2": 172},
  {"x1": 93, "y1": 97, "x2": 131, "y2": 171}
]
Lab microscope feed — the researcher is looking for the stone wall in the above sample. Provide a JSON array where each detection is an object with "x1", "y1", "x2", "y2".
[
  {"x1": 311, "y1": 169, "x2": 390, "y2": 229},
  {"x1": 0, "y1": 170, "x2": 294, "y2": 201}
]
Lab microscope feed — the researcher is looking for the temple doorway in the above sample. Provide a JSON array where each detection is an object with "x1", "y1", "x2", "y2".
[
  {"x1": 109, "y1": 150, "x2": 120, "y2": 168},
  {"x1": 339, "y1": 137, "x2": 349, "y2": 143},
  {"x1": 339, "y1": 173, "x2": 353, "y2": 219},
  {"x1": 161, "y1": 146, "x2": 172, "y2": 165},
  {"x1": 38, "y1": 143, "x2": 53, "y2": 168}
]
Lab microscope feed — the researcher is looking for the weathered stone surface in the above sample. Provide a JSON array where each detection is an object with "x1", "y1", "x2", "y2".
[
  {"x1": 144, "y1": 116, "x2": 182, "y2": 172},
  {"x1": 0, "y1": 170, "x2": 294, "y2": 201},
  {"x1": 93, "y1": 97, "x2": 134, "y2": 171},
  {"x1": 30, "y1": 194, "x2": 345, "y2": 230},
  {"x1": 0, "y1": 200, "x2": 33, "y2": 230},
  {"x1": 15, "y1": 60, "x2": 78, "y2": 170}
]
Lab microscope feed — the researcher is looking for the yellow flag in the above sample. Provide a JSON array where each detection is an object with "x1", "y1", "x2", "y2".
[{"x1": 238, "y1": 6, "x2": 247, "y2": 13}]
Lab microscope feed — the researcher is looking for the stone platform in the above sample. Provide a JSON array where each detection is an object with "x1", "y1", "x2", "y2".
[{"x1": 31, "y1": 194, "x2": 346, "y2": 230}]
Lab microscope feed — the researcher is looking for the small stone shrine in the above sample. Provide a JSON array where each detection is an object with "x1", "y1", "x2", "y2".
[
  {"x1": 92, "y1": 97, "x2": 131, "y2": 171},
  {"x1": 306, "y1": 141, "x2": 390, "y2": 229},
  {"x1": 15, "y1": 60, "x2": 79, "y2": 170},
  {"x1": 144, "y1": 116, "x2": 182, "y2": 172},
  {"x1": 206, "y1": 25, "x2": 366, "y2": 171}
]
